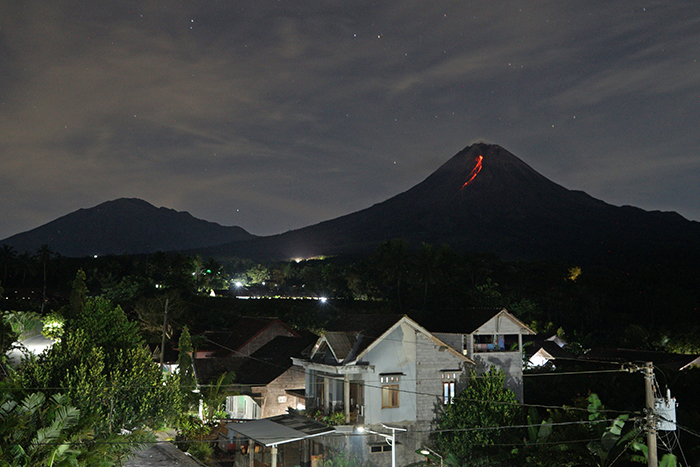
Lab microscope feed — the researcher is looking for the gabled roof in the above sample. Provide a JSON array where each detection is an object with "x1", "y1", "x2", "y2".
[
  {"x1": 194, "y1": 330, "x2": 317, "y2": 385},
  {"x1": 425, "y1": 307, "x2": 536, "y2": 335},
  {"x1": 319, "y1": 332, "x2": 356, "y2": 362},
  {"x1": 309, "y1": 314, "x2": 474, "y2": 366},
  {"x1": 199, "y1": 317, "x2": 299, "y2": 357},
  {"x1": 525, "y1": 340, "x2": 575, "y2": 360},
  {"x1": 310, "y1": 314, "x2": 405, "y2": 364}
]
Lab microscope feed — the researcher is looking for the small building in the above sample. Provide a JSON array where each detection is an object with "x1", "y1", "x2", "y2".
[
  {"x1": 194, "y1": 331, "x2": 317, "y2": 419},
  {"x1": 221, "y1": 413, "x2": 336, "y2": 467},
  {"x1": 524, "y1": 336, "x2": 577, "y2": 369},
  {"x1": 292, "y1": 314, "x2": 474, "y2": 467},
  {"x1": 428, "y1": 307, "x2": 536, "y2": 402}
]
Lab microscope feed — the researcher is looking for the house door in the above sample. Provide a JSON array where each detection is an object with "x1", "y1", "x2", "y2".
[{"x1": 349, "y1": 382, "x2": 364, "y2": 424}]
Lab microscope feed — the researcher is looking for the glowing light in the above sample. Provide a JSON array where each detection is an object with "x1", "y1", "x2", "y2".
[{"x1": 460, "y1": 155, "x2": 483, "y2": 190}]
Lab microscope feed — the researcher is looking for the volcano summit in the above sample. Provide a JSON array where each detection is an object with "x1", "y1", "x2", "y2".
[{"x1": 202, "y1": 143, "x2": 700, "y2": 264}]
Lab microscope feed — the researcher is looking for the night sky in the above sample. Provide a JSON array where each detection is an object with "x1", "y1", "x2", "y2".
[{"x1": 2, "y1": 1, "x2": 699, "y2": 240}]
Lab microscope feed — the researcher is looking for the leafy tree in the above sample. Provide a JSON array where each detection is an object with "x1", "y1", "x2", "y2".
[
  {"x1": 20, "y1": 296, "x2": 182, "y2": 434},
  {"x1": 201, "y1": 257, "x2": 228, "y2": 291},
  {"x1": 515, "y1": 394, "x2": 641, "y2": 467},
  {"x1": 134, "y1": 290, "x2": 185, "y2": 342},
  {"x1": 0, "y1": 312, "x2": 19, "y2": 355},
  {"x1": 434, "y1": 367, "x2": 523, "y2": 465},
  {"x1": 3, "y1": 310, "x2": 42, "y2": 337},
  {"x1": 584, "y1": 394, "x2": 640, "y2": 467},
  {"x1": 16, "y1": 251, "x2": 36, "y2": 287},
  {"x1": 66, "y1": 269, "x2": 88, "y2": 323},
  {"x1": 246, "y1": 264, "x2": 269, "y2": 284},
  {"x1": 415, "y1": 242, "x2": 442, "y2": 308},
  {"x1": 41, "y1": 312, "x2": 65, "y2": 341}
]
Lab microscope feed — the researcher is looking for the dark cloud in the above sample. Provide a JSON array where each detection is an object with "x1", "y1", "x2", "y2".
[{"x1": 1, "y1": 0, "x2": 699, "y2": 240}]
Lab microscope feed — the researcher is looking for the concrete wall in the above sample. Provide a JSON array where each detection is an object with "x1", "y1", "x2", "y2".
[
  {"x1": 361, "y1": 322, "x2": 417, "y2": 425},
  {"x1": 415, "y1": 332, "x2": 470, "y2": 423},
  {"x1": 258, "y1": 367, "x2": 307, "y2": 418},
  {"x1": 474, "y1": 351, "x2": 524, "y2": 401}
]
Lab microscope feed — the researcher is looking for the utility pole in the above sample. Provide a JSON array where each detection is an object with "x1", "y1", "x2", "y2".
[
  {"x1": 160, "y1": 298, "x2": 169, "y2": 370},
  {"x1": 644, "y1": 361, "x2": 658, "y2": 467}
]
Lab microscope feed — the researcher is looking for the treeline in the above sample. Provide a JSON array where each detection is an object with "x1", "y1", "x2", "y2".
[{"x1": 2, "y1": 238, "x2": 699, "y2": 352}]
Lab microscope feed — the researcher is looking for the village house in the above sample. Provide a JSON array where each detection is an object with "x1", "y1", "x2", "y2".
[
  {"x1": 292, "y1": 314, "x2": 475, "y2": 467},
  {"x1": 428, "y1": 307, "x2": 536, "y2": 402},
  {"x1": 194, "y1": 331, "x2": 317, "y2": 420}
]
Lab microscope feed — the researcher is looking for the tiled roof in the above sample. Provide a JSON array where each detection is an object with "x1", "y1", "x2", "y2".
[
  {"x1": 324, "y1": 314, "x2": 404, "y2": 360},
  {"x1": 323, "y1": 332, "x2": 356, "y2": 361},
  {"x1": 198, "y1": 317, "x2": 297, "y2": 357},
  {"x1": 194, "y1": 331, "x2": 317, "y2": 385}
]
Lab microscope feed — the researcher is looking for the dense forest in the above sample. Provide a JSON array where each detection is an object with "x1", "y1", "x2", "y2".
[{"x1": 2, "y1": 240, "x2": 698, "y2": 351}]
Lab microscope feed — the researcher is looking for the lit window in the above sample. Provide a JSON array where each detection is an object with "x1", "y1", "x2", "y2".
[
  {"x1": 443, "y1": 381, "x2": 455, "y2": 404},
  {"x1": 382, "y1": 385, "x2": 399, "y2": 408},
  {"x1": 380, "y1": 375, "x2": 400, "y2": 408},
  {"x1": 442, "y1": 372, "x2": 458, "y2": 404}
]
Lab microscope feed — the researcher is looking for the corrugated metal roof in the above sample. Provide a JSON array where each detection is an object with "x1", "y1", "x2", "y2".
[{"x1": 226, "y1": 413, "x2": 334, "y2": 447}]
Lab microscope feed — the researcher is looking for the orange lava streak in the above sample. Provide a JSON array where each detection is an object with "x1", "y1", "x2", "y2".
[{"x1": 460, "y1": 155, "x2": 483, "y2": 190}]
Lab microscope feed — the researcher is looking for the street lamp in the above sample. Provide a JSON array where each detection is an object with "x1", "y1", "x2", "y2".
[
  {"x1": 419, "y1": 447, "x2": 443, "y2": 467},
  {"x1": 356, "y1": 424, "x2": 407, "y2": 467}
]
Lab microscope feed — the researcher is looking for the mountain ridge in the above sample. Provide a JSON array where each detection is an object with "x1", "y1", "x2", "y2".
[
  {"x1": 1, "y1": 198, "x2": 255, "y2": 256},
  {"x1": 3, "y1": 143, "x2": 698, "y2": 264}
]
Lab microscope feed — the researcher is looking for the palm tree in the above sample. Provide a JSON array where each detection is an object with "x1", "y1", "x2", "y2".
[
  {"x1": 16, "y1": 251, "x2": 36, "y2": 286},
  {"x1": 0, "y1": 244, "x2": 16, "y2": 287},
  {"x1": 203, "y1": 372, "x2": 236, "y2": 421},
  {"x1": 35, "y1": 244, "x2": 54, "y2": 313}
]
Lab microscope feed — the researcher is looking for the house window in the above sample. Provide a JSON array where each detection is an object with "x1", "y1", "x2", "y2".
[
  {"x1": 442, "y1": 372, "x2": 457, "y2": 404},
  {"x1": 370, "y1": 445, "x2": 393, "y2": 453},
  {"x1": 380, "y1": 375, "x2": 400, "y2": 408}
]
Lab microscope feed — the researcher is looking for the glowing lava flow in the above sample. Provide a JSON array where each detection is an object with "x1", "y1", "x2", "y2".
[{"x1": 460, "y1": 155, "x2": 483, "y2": 190}]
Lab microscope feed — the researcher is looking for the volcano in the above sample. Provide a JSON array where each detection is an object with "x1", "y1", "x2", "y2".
[
  {"x1": 201, "y1": 143, "x2": 700, "y2": 263},
  {"x1": 1, "y1": 198, "x2": 255, "y2": 257}
]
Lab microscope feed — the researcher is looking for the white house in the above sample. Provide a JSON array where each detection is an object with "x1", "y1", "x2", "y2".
[
  {"x1": 292, "y1": 314, "x2": 474, "y2": 467},
  {"x1": 430, "y1": 307, "x2": 537, "y2": 402}
]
